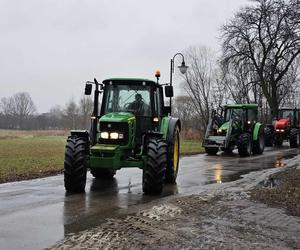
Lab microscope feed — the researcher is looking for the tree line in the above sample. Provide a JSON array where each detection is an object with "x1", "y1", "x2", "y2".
[{"x1": 0, "y1": 92, "x2": 93, "y2": 130}]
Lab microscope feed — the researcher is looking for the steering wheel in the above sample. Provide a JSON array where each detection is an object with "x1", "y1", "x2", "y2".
[{"x1": 123, "y1": 103, "x2": 135, "y2": 113}]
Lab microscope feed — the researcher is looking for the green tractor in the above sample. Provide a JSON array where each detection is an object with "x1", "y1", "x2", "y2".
[
  {"x1": 202, "y1": 104, "x2": 265, "y2": 156},
  {"x1": 64, "y1": 76, "x2": 181, "y2": 195}
]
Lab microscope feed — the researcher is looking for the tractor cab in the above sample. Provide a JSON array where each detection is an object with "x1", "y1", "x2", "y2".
[
  {"x1": 203, "y1": 104, "x2": 264, "y2": 156},
  {"x1": 99, "y1": 79, "x2": 165, "y2": 149}
]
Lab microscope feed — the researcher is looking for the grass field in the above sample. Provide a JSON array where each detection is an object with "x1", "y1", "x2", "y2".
[{"x1": 0, "y1": 130, "x2": 203, "y2": 183}]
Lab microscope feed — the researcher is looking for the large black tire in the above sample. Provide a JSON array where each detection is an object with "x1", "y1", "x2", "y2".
[
  {"x1": 165, "y1": 126, "x2": 180, "y2": 184},
  {"x1": 205, "y1": 147, "x2": 219, "y2": 155},
  {"x1": 264, "y1": 127, "x2": 273, "y2": 147},
  {"x1": 143, "y1": 138, "x2": 167, "y2": 195},
  {"x1": 253, "y1": 126, "x2": 265, "y2": 154},
  {"x1": 64, "y1": 136, "x2": 87, "y2": 193},
  {"x1": 221, "y1": 143, "x2": 235, "y2": 154},
  {"x1": 289, "y1": 128, "x2": 300, "y2": 148},
  {"x1": 274, "y1": 134, "x2": 283, "y2": 146},
  {"x1": 90, "y1": 168, "x2": 116, "y2": 179},
  {"x1": 237, "y1": 133, "x2": 252, "y2": 157}
]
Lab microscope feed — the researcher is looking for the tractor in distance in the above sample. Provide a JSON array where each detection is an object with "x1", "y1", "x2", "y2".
[
  {"x1": 202, "y1": 104, "x2": 265, "y2": 156},
  {"x1": 264, "y1": 107, "x2": 300, "y2": 148},
  {"x1": 64, "y1": 73, "x2": 181, "y2": 195}
]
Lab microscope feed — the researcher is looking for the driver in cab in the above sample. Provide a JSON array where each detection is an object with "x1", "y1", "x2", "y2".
[{"x1": 127, "y1": 93, "x2": 149, "y2": 116}]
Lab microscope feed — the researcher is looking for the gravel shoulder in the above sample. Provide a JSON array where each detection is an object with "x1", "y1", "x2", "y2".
[{"x1": 50, "y1": 155, "x2": 300, "y2": 250}]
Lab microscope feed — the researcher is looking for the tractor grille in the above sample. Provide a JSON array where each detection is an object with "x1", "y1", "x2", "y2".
[{"x1": 99, "y1": 122, "x2": 129, "y2": 145}]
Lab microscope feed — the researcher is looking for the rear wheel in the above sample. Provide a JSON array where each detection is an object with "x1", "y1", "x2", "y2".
[
  {"x1": 238, "y1": 133, "x2": 252, "y2": 157},
  {"x1": 289, "y1": 128, "x2": 300, "y2": 148},
  {"x1": 165, "y1": 126, "x2": 180, "y2": 183},
  {"x1": 205, "y1": 147, "x2": 218, "y2": 155},
  {"x1": 143, "y1": 138, "x2": 167, "y2": 195},
  {"x1": 64, "y1": 136, "x2": 87, "y2": 193},
  {"x1": 253, "y1": 126, "x2": 265, "y2": 154},
  {"x1": 90, "y1": 169, "x2": 116, "y2": 179},
  {"x1": 264, "y1": 127, "x2": 273, "y2": 146}
]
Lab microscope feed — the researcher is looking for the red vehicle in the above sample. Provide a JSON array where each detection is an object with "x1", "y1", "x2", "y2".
[{"x1": 264, "y1": 108, "x2": 300, "y2": 148}]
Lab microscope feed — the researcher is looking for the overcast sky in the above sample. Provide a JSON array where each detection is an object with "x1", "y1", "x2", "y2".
[{"x1": 0, "y1": 0, "x2": 249, "y2": 113}]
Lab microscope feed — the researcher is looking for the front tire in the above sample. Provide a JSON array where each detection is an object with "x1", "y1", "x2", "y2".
[
  {"x1": 238, "y1": 133, "x2": 252, "y2": 157},
  {"x1": 143, "y1": 138, "x2": 167, "y2": 195},
  {"x1": 289, "y1": 128, "x2": 300, "y2": 148},
  {"x1": 253, "y1": 126, "x2": 265, "y2": 154},
  {"x1": 264, "y1": 127, "x2": 273, "y2": 146},
  {"x1": 64, "y1": 136, "x2": 87, "y2": 193},
  {"x1": 165, "y1": 126, "x2": 180, "y2": 183}
]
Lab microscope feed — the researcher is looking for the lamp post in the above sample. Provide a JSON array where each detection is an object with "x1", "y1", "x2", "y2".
[{"x1": 169, "y1": 52, "x2": 188, "y2": 114}]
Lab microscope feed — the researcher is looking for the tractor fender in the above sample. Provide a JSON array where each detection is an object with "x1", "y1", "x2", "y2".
[
  {"x1": 70, "y1": 130, "x2": 90, "y2": 142},
  {"x1": 166, "y1": 118, "x2": 181, "y2": 144},
  {"x1": 252, "y1": 123, "x2": 262, "y2": 141}
]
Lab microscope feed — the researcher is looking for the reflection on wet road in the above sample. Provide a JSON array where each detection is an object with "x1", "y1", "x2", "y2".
[{"x1": 0, "y1": 145, "x2": 299, "y2": 250}]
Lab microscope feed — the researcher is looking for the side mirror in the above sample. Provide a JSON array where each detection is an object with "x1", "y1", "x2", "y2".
[
  {"x1": 85, "y1": 83, "x2": 92, "y2": 95},
  {"x1": 165, "y1": 85, "x2": 174, "y2": 97}
]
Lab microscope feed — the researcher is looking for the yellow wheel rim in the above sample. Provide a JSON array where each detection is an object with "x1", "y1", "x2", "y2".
[{"x1": 173, "y1": 133, "x2": 179, "y2": 173}]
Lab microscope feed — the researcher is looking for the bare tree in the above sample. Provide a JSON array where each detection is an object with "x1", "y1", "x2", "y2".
[
  {"x1": 0, "y1": 92, "x2": 36, "y2": 129},
  {"x1": 64, "y1": 99, "x2": 79, "y2": 130},
  {"x1": 221, "y1": 0, "x2": 300, "y2": 117},
  {"x1": 79, "y1": 96, "x2": 93, "y2": 130},
  {"x1": 181, "y1": 46, "x2": 220, "y2": 135}
]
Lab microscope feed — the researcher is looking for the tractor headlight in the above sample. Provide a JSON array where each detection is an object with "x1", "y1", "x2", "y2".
[
  {"x1": 110, "y1": 132, "x2": 119, "y2": 139},
  {"x1": 100, "y1": 132, "x2": 109, "y2": 139},
  {"x1": 218, "y1": 129, "x2": 222, "y2": 133}
]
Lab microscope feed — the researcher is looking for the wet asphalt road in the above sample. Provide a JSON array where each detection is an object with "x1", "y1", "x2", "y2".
[{"x1": 0, "y1": 145, "x2": 299, "y2": 250}]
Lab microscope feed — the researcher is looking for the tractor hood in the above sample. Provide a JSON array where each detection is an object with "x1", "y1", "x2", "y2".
[
  {"x1": 219, "y1": 121, "x2": 229, "y2": 131},
  {"x1": 100, "y1": 112, "x2": 135, "y2": 123},
  {"x1": 275, "y1": 118, "x2": 290, "y2": 129}
]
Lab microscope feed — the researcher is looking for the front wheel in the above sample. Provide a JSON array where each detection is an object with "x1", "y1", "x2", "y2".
[
  {"x1": 289, "y1": 128, "x2": 300, "y2": 148},
  {"x1": 238, "y1": 133, "x2": 252, "y2": 157},
  {"x1": 64, "y1": 136, "x2": 87, "y2": 193},
  {"x1": 264, "y1": 127, "x2": 273, "y2": 147},
  {"x1": 143, "y1": 138, "x2": 167, "y2": 195},
  {"x1": 165, "y1": 126, "x2": 180, "y2": 183}
]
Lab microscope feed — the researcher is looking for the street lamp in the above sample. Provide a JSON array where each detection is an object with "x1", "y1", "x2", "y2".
[{"x1": 169, "y1": 52, "x2": 188, "y2": 114}]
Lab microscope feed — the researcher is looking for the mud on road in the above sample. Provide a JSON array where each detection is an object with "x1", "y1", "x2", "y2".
[{"x1": 50, "y1": 156, "x2": 300, "y2": 250}]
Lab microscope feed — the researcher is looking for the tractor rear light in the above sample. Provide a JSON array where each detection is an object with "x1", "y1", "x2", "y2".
[
  {"x1": 100, "y1": 132, "x2": 109, "y2": 139},
  {"x1": 110, "y1": 132, "x2": 119, "y2": 139}
]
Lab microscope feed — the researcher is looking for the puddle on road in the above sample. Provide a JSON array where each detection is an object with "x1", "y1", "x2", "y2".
[{"x1": 204, "y1": 151, "x2": 298, "y2": 185}]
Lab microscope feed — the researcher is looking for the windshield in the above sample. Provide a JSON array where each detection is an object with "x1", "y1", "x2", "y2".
[
  {"x1": 104, "y1": 85, "x2": 152, "y2": 116},
  {"x1": 224, "y1": 108, "x2": 243, "y2": 122},
  {"x1": 281, "y1": 110, "x2": 294, "y2": 120}
]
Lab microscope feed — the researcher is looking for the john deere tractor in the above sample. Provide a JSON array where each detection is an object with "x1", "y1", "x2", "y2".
[
  {"x1": 264, "y1": 108, "x2": 300, "y2": 148},
  {"x1": 64, "y1": 76, "x2": 181, "y2": 194},
  {"x1": 202, "y1": 104, "x2": 265, "y2": 156}
]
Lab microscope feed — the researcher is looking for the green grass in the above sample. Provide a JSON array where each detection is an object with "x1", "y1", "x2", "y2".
[
  {"x1": 0, "y1": 130, "x2": 203, "y2": 183},
  {"x1": 0, "y1": 133, "x2": 66, "y2": 183},
  {"x1": 180, "y1": 139, "x2": 204, "y2": 155}
]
